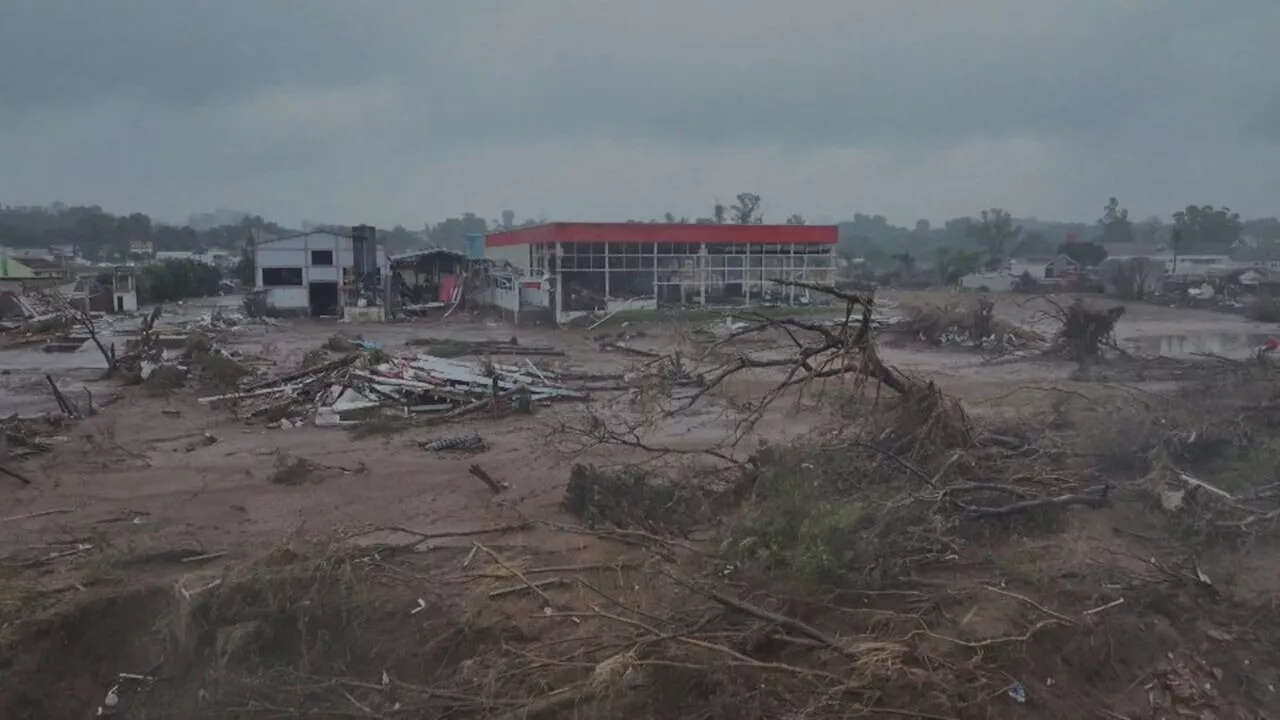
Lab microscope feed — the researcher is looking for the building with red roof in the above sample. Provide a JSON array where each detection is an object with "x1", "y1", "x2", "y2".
[{"x1": 481, "y1": 222, "x2": 837, "y2": 323}]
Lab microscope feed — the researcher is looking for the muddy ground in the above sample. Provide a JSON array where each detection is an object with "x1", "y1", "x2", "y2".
[{"x1": 1, "y1": 291, "x2": 1278, "y2": 719}]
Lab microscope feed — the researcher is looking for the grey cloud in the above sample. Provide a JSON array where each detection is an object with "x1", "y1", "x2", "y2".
[{"x1": 1, "y1": 1, "x2": 1278, "y2": 225}]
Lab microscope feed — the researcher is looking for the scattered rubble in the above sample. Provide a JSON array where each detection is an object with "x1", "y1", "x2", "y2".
[
  {"x1": 199, "y1": 349, "x2": 587, "y2": 428},
  {"x1": 887, "y1": 299, "x2": 1046, "y2": 354},
  {"x1": 420, "y1": 431, "x2": 485, "y2": 452},
  {"x1": 404, "y1": 337, "x2": 564, "y2": 357},
  {"x1": 188, "y1": 308, "x2": 284, "y2": 332}
]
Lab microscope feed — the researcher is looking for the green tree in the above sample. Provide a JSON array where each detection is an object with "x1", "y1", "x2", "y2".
[
  {"x1": 1012, "y1": 230, "x2": 1053, "y2": 257},
  {"x1": 730, "y1": 193, "x2": 762, "y2": 224},
  {"x1": 1058, "y1": 240, "x2": 1108, "y2": 267},
  {"x1": 785, "y1": 214, "x2": 806, "y2": 225},
  {"x1": 966, "y1": 208, "x2": 1022, "y2": 271},
  {"x1": 381, "y1": 225, "x2": 423, "y2": 253},
  {"x1": 427, "y1": 213, "x2": 488, "y2": 251},
  {"x1": 1097, "y1": 197, "x2": 1134, "y2": 244},
  {"x1": 935, "y1": 247, "x2": 982, "y2": 284},
  {"x1": 139, "y1": 259, "x2": 223, "y2": 303},
  {"x1": 891, "y1": 251, "x2": 916, "y2": 276},
  {"x1": 1171, "y1": 205, "x2": 1243, "y2": 248}
]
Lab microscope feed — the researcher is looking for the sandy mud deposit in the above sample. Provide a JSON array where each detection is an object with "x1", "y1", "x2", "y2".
[{"x1": 2, "y1": 287, "x2": 1279, "y2": 719}]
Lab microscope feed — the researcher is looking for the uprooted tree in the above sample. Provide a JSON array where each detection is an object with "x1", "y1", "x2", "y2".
[
  {"x1": 1043, "y1": 299, "x2": 1126, "y2": 361},
  {"x1": 556, "y1": 280, "x2": 972, "y2": 468}
]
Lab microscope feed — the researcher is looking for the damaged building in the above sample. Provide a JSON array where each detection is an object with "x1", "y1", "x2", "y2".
[
  {"x1": 389, "y1": 248, "x2": 471, "y2": 314},
  {"x1": 251, "y1": 226, "x2": 388, "y2": 320},
  {"x1": 481, "y1": 223, "x2": 838, "y2": 323}
]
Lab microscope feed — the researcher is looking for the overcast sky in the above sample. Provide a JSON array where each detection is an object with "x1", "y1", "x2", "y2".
[{"x1": 2, "y1": 1, "x2": 1278, "y2": 228}]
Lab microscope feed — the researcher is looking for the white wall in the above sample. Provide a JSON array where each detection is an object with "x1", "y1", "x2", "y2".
[
  {"x1": 253, "y1": 232, "x2": 388, "y2": 292},
  {"x1": 112, "y1": 290, "x2": 138, "y2": 313},
  {"x1": 307, "y1": 266, "x2": 339, "y2": 282},
  {"x1": 267, "y1": 287, "x2": 309, "y2": 309},
  {"x1": 521, "y1": 287, "x2": 550, "y2": 308},
  {"x1": 257, "y1": 248, "x2": 307, "y2": 268},
  {"x1": 1169, "y1": 255, "x2": 1231, "y2": 277},
  {"x1": 492, "y1": 287, "x2": 521, "y2": 311},
  {"x1": 607, "y1": 297, "x2": 657, "y2": 311}
]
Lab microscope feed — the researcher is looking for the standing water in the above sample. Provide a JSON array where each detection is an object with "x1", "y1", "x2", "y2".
[{"x1": 1126, "y1": 333, "x2": 1275, "y2": 359}]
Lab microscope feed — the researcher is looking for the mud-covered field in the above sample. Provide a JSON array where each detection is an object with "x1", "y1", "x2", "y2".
[{"x1": 2, "y1": 291, "x2": 1278, "y2": 719}]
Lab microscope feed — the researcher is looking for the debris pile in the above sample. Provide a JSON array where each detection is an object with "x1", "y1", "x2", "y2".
[
  {"x1": 191, "y1": 308, "x2": 283, "y2": 331},
  {"x1": 885, "y1": 301, "x2": 1045, "y2": 355},
  {"x1": 199, "y1": 350, "x2": 587, "y2": 427},
  {"x1": 1, "y1": 413, "x2": 72, "y2": 460},
  {"x1": 0, "y1": 289, "x2": 78, "y2": 347},
  {"x1": 404, "y1": 336, "x2": 563, "y2": 357}
]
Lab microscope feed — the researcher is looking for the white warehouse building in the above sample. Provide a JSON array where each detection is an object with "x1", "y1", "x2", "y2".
[{"x1": 251, "y1": 227, "x2": 388, "y2": 319}]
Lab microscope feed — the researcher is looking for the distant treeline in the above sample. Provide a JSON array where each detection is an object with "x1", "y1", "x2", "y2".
[{"x1": 3, "y1": 198, "x2": 1279, "y2": 270}]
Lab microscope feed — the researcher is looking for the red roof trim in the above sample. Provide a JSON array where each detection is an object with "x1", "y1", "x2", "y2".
[{"x1": 485, "y1": 223, "x2": 836, "y2": 248}]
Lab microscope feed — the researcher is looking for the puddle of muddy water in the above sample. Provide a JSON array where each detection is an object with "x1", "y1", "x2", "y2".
[{"x1": 1125, "y1": 332, "x2": 1275, "y2": 359}]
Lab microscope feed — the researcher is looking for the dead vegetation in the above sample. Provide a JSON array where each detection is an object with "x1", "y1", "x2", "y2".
[
  {"x1": 4, "y1": 284, "x2": 1280, "y2": 719},
  {"x1": 562, "y1": 463, "x2": 741, "y2": 534},
  {"x1": 888, "y1": 295, "x2": 1046, "y2": 356},
  {"x1": 1045, "y1": 299, "x2": 1127, "y2": 361}
]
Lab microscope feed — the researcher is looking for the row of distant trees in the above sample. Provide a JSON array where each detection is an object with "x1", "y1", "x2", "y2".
[
  {"x1": 844, "y1": 196, "x2": 1280, "y2": 280},
  {"x1": 3, "y1": 195, "x2": 1277, "y2": 273}
]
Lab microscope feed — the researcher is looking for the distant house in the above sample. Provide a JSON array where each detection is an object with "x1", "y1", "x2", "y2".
[
  {"x1": 0, "y1": 252, "x2": 70, "y2": 284},
  {"x1": 19, "y1": 257, "x2": 72, "y2": 281},
  {"x1": 1230, "y1": 243, "x2": 1280, "y2": 271},
  {"x1": 1169, "y1": 255, "x2": 1232, "y2": 279},
  {"x1": 5, "y1": 247, "x2": 54, "y2": 261},
  {"x1": 1043, "y1": 254, "x2": 1080, "y2": 280},
  {"x1": 0, "y1": 251, "x2": 37, "y2": 280},
  {"x1": 1237, "y1": 268, "x2": 1273, "y2": 287},
  {"x1": 111, "y1": 266, "x2": 139, "y2": 313}
]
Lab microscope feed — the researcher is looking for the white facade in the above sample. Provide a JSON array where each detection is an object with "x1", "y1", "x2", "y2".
[
  {"x1": 1168, "y1": 255, "x2": 1232, "y2": 278},
  {"x1": 253, "y1": 231, "x2": 387, "y2": 315},
  {"x1": 113, "y1": 290, "x2": 139, "y2": 313}
]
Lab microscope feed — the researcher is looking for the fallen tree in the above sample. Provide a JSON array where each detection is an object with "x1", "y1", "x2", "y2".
[{"x1": 555, "y1": 281, "x2": 971, "y2": 466}]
